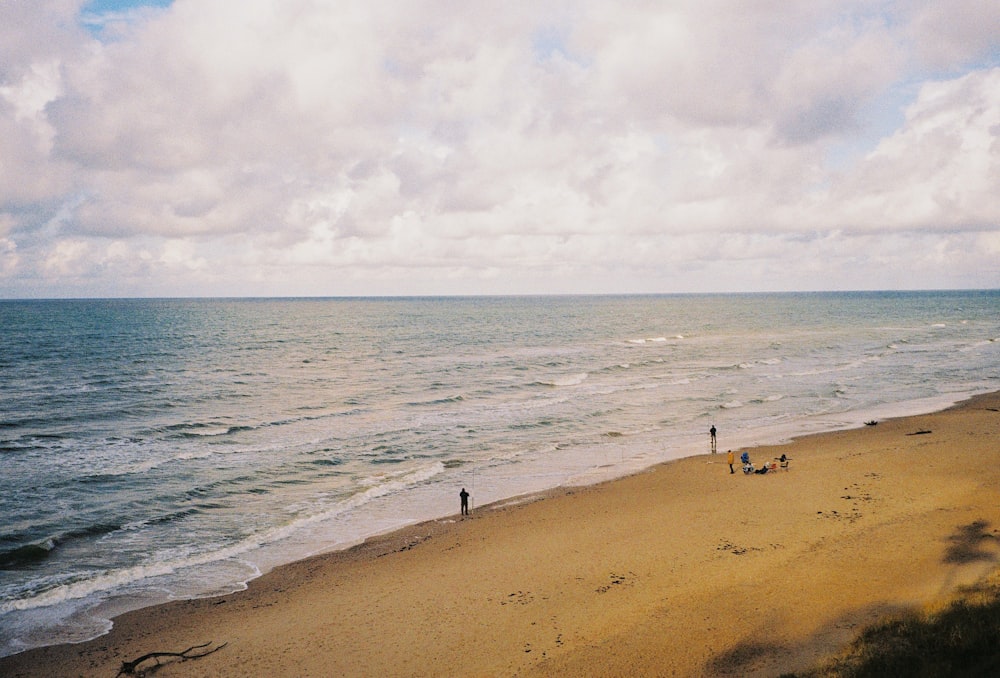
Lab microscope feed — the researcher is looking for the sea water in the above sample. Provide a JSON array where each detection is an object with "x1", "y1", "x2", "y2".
[{"x1": 1, "y1": 292, "x2": 998, "y2": 656}]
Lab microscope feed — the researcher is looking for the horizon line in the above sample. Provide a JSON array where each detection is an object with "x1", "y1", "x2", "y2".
[{"x1": 2, "y1": 288, "x2": 998, "y2": 302}]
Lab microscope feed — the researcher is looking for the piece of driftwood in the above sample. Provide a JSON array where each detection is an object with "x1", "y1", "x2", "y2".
[{"x1": 115, "y1": 641, "x2": 227, "y2": 676}]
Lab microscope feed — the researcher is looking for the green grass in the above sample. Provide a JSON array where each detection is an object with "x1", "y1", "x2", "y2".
[{"x1": 785, "y1": 569, "x2": 1000, "y2": 678}]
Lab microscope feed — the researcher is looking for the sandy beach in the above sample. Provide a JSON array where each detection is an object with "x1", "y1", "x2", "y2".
[{"x1": 3, "y1": 392, "x2": 999, "y2": 677}]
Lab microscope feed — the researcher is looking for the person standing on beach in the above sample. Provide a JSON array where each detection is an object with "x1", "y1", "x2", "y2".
[
  {"x1": 460, "y1": 488, "x2": 470, "y2": 516},
  {"x1": 710, "y1": 425, "x2": 717, "y2": 453},
  {"x1": 727, "y1": 450, "x2": 735, "y2": 474}
]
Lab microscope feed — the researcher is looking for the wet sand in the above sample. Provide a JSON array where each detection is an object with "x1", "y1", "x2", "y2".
[{"x1": 3, "y1": 392, "x2": 999, "y2": 677}]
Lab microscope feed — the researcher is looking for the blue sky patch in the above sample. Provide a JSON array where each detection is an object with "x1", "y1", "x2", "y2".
[
  {"x1": 80, "y1": 0, "x2": 173, "y2": 38},
  {"x1": 84, "y1": 0, "x2": 173, "y2": 12}
]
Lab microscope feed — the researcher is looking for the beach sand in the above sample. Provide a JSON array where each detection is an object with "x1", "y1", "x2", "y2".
[{"x1": 3, "y1": 392, "x2": 999, "y2": 677}]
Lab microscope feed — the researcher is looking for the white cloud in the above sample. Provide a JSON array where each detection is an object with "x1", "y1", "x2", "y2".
[
  {"x1": 771, "y1": 20, "x2": 903, "y2": 144},
  {"x1": 0, "y1": 0, "x2": 997, "y2": 297},
  {"x1": 907, "y1": 0, "x2": 1000, "y2": 70},
  {"x1": 42, "y1": 238, "x2": 93, "y2": 277},
  {"x1": 831, "y1": 68, "x2": 1000, "y2": 232},
  {"x1": 0, "y1": 236, "x2": 18, "y2": 277}
]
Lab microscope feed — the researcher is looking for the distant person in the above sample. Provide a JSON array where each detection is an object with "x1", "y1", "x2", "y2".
[
  {"x1": 727, "y1": 450, "x2": 735, "y2": 474},
  {"x1": 710, "y1": 425, "x2": 717, "y2": 453},
  {"x1": 460, "y1": 488, "x2": 470, "y2": 516}
]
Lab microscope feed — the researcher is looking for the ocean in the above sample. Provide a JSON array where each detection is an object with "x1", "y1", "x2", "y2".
[{"x1": 1, "y1": 292, "x2": 998, "y2": 656}]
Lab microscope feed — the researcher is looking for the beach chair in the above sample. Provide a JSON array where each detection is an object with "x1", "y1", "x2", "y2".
[{"x1": 753, "y1": 461, "x2": 778, "y2": 474}]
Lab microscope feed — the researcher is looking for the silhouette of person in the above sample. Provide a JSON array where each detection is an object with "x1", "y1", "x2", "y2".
[
  {"x1": 460, "y1": 488, "x2": 470, "y2": 516},
  {"x1": 710, "y1": 425, "x2": 717, "y2": 453},
  {"x1": 727, "y1": 449, "x2": 735, "y2": 474}
]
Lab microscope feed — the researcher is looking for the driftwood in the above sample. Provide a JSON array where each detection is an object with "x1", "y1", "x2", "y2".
[{"x1": 116, "y1": 641, "x2": 227, "y2": 676}]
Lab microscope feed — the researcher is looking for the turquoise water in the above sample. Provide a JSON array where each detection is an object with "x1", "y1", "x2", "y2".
[{"x1": 1, "y1": 292, "x2": 998, "y2": 655}]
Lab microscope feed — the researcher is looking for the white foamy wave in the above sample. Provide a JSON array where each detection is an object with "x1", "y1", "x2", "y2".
[
  {"x1": 720, "y1": 400, "x2": 744, "y2": 409},
  {"x1": 252, "y1": 463, "x2": 448, "y2": 546},
  {"x1": 2, "y1": 462, "x2": 447, "y2": 616},
  {"x1": 536, "y1": 373, "x2": 588, "y2": 387},
  {"x1": 355, "y1": 462, "x2": 445, "y2": 491},
  {"x1": 312, "y1": 461, "x2": 445, "y2": 524},
  {"x1": 0, "y1": 542, "x2": 256, "y2": 615},
  {"x1": 188, "y1": 427, "x2": 232, "y2": 436},
  {"x1": 959, "y1": 339, "x2": 1000, "y2": 352},
  {"x1": 786, "y1": 354, "x2": 882, "y2": 378},
  {"x1": 173, "y1": 450, "x2": 217, "y2": 462},
  {"x1": 738, "y1": 358, "x2": 782, "y2": 370}
]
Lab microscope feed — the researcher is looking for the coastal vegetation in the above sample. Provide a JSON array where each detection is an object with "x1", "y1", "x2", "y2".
[{"x1": 789, "y1": 567, "x2": 1000, "y2": 677}]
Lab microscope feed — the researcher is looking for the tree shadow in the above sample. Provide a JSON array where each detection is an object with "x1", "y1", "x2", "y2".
[
  {"x1": 943, "y1": 520, "x2": 998, "y2": 565},
  {"x1": 704, "y1": 603, "x2": 911, "y2": 677},
  {"x1": 706, "y1": 640, "x2": 782, "y2": 675}
]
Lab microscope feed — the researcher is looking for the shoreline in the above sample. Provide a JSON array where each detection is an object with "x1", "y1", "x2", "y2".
[
  {"x1": 4, "y1": 391, "x2": 975, "y2": 659},
  {"x1": 3, "y1": 391, "x2": 999, "y2": 676}
]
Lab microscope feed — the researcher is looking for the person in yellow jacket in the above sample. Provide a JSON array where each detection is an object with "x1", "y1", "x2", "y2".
[{"x1": 726, "y1": 450, "x2": 735, "y2": 474}]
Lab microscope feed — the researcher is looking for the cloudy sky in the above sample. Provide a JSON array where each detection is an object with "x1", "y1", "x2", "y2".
[{"x1": 1, "y1": 0, "x2": 998, "y2": 297}]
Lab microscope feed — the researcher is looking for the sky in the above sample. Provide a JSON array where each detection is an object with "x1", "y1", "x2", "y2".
[{"x1": 1, "y1": 1, "x2": 998, "y2": 298}]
